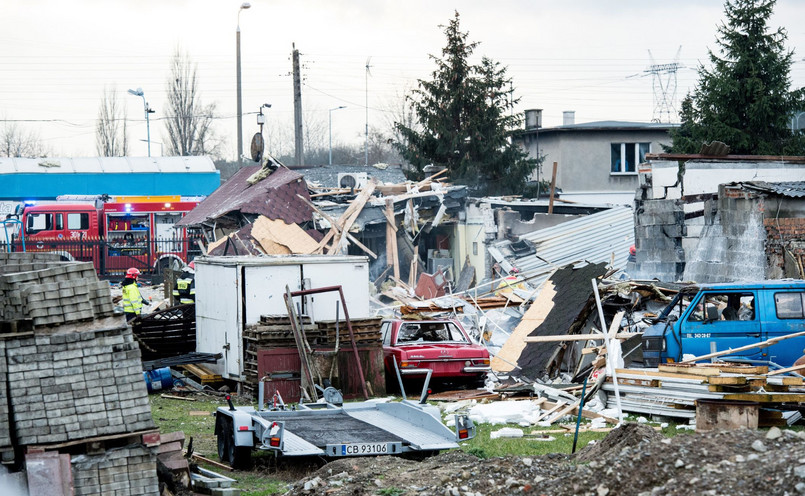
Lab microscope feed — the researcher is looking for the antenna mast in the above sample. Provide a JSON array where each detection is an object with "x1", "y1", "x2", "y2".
[{"x1": 365, "y1": 57, "x2": 372, "y2": 166}]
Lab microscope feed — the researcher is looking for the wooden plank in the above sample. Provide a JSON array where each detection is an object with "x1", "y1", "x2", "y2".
[
  {"x1": 707, "y1": 376, "x2": 748, "y2": 386},
  {"x1": 615, "y1": 368, "x2": 707, "y2": 382},
  {"x1": 713, "y1": 364, "x2": 769, "y2": 375},
  {"x1": 723, "y1": 393, "x2": 805, "y2": 402},
  {"x1": 386, "y1": 199, "x2": 400, "y2": 281},
  {"x1": 767, "y1": 362, "x2": 805, "y2": 376},
  {"x1": 616, "y1": 377, "x2": 660, "y2": 388},
  {"x1": 658, "y1": 364, "x2": 721, "y2": 377},
  {"x1": 491, "y1": 278, "x2": 555, "y2": 373},
  {"x1": 534, "y1": 401, "x2": 565, "y2": 423}
]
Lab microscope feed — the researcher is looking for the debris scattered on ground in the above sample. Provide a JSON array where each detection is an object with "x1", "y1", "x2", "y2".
[{"x1": 283, "y1": 423, "x2": 805, "y2": 496}]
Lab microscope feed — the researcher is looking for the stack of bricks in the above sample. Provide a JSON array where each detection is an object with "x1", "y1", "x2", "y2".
[
  {"x1": 0, "y1": 260, "x2": 115, "y2": 326},
  {"x1": 6, "y1": 325, "x2": 155, "y2": 445},
  {"x1": 0, "y1": 253, "x2": 159, "y2": 494},
  {"x1": 0, "y1": 340, "x2": 10, "y2": 461},
  {"x1": 71, "y1": 445, "x2": 159, "y2": 496}
]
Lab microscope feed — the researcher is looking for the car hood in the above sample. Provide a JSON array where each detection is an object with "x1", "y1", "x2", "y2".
[{"x1": 390, "y1": 343, "x2": 489, "y2": 359}]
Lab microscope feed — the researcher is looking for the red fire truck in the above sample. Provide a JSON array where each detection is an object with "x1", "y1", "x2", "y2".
[{"x1": 18, "y1": 196, "x2": 202, "y2": 276}]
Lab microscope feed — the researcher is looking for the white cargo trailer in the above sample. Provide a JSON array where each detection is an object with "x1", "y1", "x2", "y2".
[{"x1": 194, "y1": 255, "x2": 370, "y2": 380}]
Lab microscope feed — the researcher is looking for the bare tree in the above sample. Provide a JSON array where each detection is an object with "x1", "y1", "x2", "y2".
[
  {"x1": 164, "y1": 47, "x2": 223, "y2": 158},
  {"x1": 95, "y1": 86, "x2": 128, "y2": 156},
  {"x1": 303, "y1": 108, "x2": 328, "y2": 156},
  {"x1": 0, "y1": 121, "x2": 49, "y2": 157}
]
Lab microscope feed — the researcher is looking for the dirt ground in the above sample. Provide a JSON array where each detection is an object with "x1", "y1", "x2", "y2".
[{"x1": 278, "y1": 423, "x2": 805, "y2": 496}]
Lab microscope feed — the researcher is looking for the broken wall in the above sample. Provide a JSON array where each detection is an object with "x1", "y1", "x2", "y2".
[
  {"x1": 629, "y1": 198, "x2": 685, "y2": 282},
  {"x1": 683, "y1": 185, "x2": 767, "y2": 283}
]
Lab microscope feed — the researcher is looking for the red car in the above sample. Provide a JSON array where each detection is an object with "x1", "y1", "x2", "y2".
[{"x1": 381, "y1": 319, "x2": 491, "y2": 387}]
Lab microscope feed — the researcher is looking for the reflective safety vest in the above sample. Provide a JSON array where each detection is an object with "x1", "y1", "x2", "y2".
[
  {"x1": 122, "y1": 281, "x2": 144, "y2": 315},
  {"x1": 172, "y1": 274, "x2": 196, "y2": 304}
]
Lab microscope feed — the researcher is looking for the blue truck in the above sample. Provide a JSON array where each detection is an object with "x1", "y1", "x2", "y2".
[{"x1": 641, "y1": 280, "x2": 805, "y2": 368}]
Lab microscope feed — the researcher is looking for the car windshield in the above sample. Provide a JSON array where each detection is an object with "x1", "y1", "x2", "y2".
[{"x1": 396, "y1": 322, "x2": 469, "y2": 344}]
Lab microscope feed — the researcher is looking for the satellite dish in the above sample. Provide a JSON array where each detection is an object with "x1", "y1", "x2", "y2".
[{"x1": 250, "y1": 132, "x2": 264, "y2": 162}]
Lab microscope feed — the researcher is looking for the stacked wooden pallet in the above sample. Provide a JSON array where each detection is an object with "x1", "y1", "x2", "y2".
[
  {"x1": 242, "y1": 315, "x2": 317, "y2": 393},
  {"x1": 317, "y1": 318, "x2": 383, "y2": 345},
  {"x1": 602, "y1": 363, "x2": 805, "y2": 422}
]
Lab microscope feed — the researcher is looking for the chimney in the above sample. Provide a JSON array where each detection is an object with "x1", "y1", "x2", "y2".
[
  {"x1": 563, "y1": 111, "x2": 575, "y2": 126},
  {"x1": 524, "y1": 109, "x2": 542, "y2": 130}
]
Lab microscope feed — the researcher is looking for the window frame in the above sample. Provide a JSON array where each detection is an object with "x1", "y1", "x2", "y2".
[{"x1": 610, "y1": 142, "x2": 650, "y2": 175}]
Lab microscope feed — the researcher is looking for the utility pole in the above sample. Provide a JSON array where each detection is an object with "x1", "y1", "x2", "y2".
[
  {"x1": 364, "y1": 57, "x2": 372, "y2": 166},
  {"x1": 292, "y1": 43, "x2": 304, "y2": 166}
]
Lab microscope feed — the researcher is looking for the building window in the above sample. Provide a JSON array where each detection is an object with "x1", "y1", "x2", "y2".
[
  {"x1": 472, "y1": 242, "x2": 478, "y2": 256},
  {"x1": 610, "y1": 142, "x2": 650, "y2": 174}
]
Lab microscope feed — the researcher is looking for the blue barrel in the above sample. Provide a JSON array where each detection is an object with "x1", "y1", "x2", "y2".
[{"x1": 143, "y1": 367, "x2": 174, "y2": 393}]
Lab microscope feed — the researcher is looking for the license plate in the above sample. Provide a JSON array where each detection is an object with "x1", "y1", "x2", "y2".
[{"x1": 326, "y1": 442, "x2": 401, "y2": 456}]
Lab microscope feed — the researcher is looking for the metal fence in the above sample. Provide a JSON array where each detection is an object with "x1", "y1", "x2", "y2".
[{"x1": 0, "y1": 236, "x2": 204, "y2": 277}]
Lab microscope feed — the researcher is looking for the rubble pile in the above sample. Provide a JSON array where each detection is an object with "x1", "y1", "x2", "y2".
[
  {"x1": 0, "y1": 252, "x2": 159, "y2": 495},
  {"x1": 284, "y1": 423, "x2": 805, "y2": 496}
]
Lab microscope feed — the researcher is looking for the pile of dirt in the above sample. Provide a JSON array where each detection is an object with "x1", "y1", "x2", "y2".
[
  {"x1": 281, "y1": 424, "x2": 805, "y2": 496},
  {"x1": 575, "y1": 422, "x2": 663, "y2": 462}
]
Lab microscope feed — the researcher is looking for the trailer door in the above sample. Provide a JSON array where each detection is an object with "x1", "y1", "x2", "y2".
[
  {"x1": 243, "y1": 264, "x2": 302, "y2": 325},
  {"x1": 301, "y1": 261, "x2": 370, "y2": 320},
  {"x1": 196, "y1": 263, "x2": 242, "y2": 379}
]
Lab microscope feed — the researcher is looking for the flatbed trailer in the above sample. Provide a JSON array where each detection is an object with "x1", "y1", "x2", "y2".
[{"x1": 214, "y1": 384, "x2": 475, "y2": 468}]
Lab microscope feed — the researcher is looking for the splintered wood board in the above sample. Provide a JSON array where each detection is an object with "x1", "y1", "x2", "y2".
[
  {"x1": 658, "y1": 364, "x2": 721, "y2": 376},
  {"x1": 723, "y1": 392, "x2": 805, "y2": 403},
  {"x1": 616, "y1": 368, "x2": 707, "y2": 382},
  {"x1": 491, "y1": 278, "x2": 555, "y2": 373},
  {"x1": 707, "y1": 375, "x2": 748, "y2": 385}
]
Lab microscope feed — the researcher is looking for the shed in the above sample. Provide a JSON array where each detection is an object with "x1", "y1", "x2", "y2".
[{"x1": 0, "y1": 156, "x2": 220, "y2": 200}]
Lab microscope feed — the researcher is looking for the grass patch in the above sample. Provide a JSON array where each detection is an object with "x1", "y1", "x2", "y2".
[
  {"x1": 456, "y1": 423, "x2": 612, "y2": 458},
  {"x1": 149, "y1": 394, "x2": 288, "y2": 495}
]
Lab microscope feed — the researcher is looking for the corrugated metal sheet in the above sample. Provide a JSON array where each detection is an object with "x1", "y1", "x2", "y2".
[
  {"x1": 740, "y1": 181, "x2": 805, "y2": 198},
  {"x1": 489, "y1": 206, "x2": 634, "y2": 289}
]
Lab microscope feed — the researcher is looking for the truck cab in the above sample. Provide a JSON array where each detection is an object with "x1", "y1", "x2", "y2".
[{"x1": 642, "y1": 281, "x2": 805, "y2": 367}]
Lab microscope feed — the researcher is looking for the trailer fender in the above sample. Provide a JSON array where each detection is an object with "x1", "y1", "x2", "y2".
[
  {"x1": 215, "y1": 408, "x2": 256, "y2": 448},
  {"x1": 230, "y1": 410, "x2": 257, "y2": 448}
]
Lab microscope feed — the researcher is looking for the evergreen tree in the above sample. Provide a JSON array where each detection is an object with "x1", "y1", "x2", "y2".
[
  {"x1": 669, "y1": 0, "x2": 805, "y2": 155},
  {"x1": 394, "y1": 12, "x2": 537, "y2": 195}
]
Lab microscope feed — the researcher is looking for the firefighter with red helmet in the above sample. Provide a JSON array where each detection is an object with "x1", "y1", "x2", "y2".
[{"x1": 121, "y1": 267, "x2": 147, "y2": 322}]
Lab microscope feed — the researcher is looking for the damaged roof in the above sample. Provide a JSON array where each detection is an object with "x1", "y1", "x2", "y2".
[
  {"x1": 737, "y1": 181, "x2": 805, "y2": 198},
  {"x1": 177, "y1": 166, "x2": 313, "y2": 227},
  {"x1": 292, "y1": 164, "x2": 407, "y2": 188},
  {"x1": 489, "y1": 206, "x2": 634, "y2": 286}
]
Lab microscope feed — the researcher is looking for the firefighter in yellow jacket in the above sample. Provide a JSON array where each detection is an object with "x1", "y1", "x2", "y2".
[{"x1": 121, "y1": 267, "x2": 146, "y2": 322}]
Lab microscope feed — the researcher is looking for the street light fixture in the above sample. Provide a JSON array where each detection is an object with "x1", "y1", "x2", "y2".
[
  {"x1": 236, "y1": 2, "x2": 251, "y2": 167},
  {"x1": 329, "y1": 106, "x2": 346, "y2": 166},
  {"x1": 127, "y1": 88, "x2": 155, "y2": 157}
]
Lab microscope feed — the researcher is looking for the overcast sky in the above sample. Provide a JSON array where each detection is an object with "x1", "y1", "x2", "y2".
[{"x1": 2, "y1": 0, "x2": 804, "y2": 160}]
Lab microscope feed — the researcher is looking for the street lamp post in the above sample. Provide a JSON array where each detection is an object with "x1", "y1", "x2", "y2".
[
  {"x1": 329, "y1": 106, "x2": 346, "y2": 166},
  {"x1": 236, "y1": 2, "x2": 251, "y2": 167},
  {"x1": 127, "y1": 88, "x2": 155, "y2": 157}
]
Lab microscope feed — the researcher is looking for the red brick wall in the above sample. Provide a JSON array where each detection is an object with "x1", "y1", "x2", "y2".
[{"x1": 764, "y1": 217, "x2": 805, "y2": 277}]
